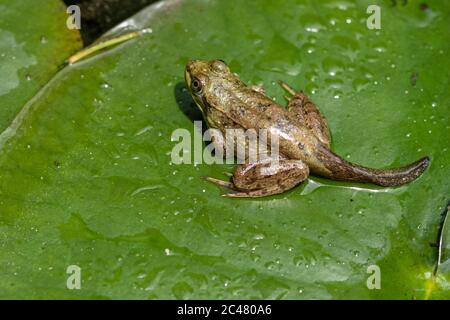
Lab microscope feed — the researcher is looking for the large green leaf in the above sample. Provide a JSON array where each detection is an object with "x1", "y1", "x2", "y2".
[
  {"x1": 0, "y1": 0, "x2": 82, "y2": 132},
  {"x1": 0, "y1": 0, "x2": 449, "y2": 299}
]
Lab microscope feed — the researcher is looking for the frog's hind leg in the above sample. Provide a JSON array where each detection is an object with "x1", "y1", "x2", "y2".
[
  {"x1": 223, "y1": 159, "x2": 309, "y2": 198},
  {"x1": 278, "y1": 81, "x2": 331, "y2": 148}
]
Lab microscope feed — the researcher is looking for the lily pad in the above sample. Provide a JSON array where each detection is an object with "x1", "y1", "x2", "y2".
[
  {"x1": 0, "y1": 0, "x2": 82, "y2": 132},
  {"x1": 0, "y1": 0, "x2": 449, "y2": 299}
]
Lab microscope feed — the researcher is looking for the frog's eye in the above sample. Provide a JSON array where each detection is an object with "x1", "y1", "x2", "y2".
[
  {"x1": 191, "y1": 78, "x2": 203, "y2": 94},
  {"x1": 212, "y1": 60, "x2": 229, "y2": 73}
]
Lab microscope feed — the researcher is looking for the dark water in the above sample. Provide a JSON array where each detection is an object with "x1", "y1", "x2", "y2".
[{"x1": 63, "y1": 0, "x2": 158, "y2": 44}]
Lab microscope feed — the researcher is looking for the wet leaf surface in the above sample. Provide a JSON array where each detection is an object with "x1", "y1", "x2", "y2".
[
  {"x1": 0, "y1": 0, "x2": 82, "y2": 132},
  {"x1": 0, "y1": 0, "x2": 449, "y2": 298}
]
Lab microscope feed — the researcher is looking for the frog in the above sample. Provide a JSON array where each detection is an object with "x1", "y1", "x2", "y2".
[{"x1": 184, "y1": 59, "x2": 430, "y2": 198}]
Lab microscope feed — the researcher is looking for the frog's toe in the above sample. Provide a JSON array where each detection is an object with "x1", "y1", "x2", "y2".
[
  {"x1": 250, "y1": 85, "x2": 265, "y2": 94},
  {"x1": 203, "y1": 176, "x2": 234, "y2": 189},
  {"x1": 222, "y1": 192, "x2": 251, "y2": 198},
  {"x1": 277, "y1": 80, "x2": 297, "y2": 96},
  {"x1": 222, "y1": 188, "x2": 281, "y2": 198}
]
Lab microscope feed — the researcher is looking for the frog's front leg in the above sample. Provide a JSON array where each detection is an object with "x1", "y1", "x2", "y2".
[
  {"x1": 278, "y1": 81, "x2": 331, "y2": 148},
  {"x1": 205, "y1": 159, "x2": 309, "y2": 198}
]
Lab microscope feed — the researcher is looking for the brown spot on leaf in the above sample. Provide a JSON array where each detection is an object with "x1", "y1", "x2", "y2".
[
  {"x1": 410, "y1": 72, "x2": 418, "y2": 86},
  {"x1": 420, "y1": 3, "x2": 429, "y2": 11}
]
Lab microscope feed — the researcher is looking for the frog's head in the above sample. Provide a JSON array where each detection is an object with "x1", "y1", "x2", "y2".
[{"x1": 185, "y1": 59, "x2": 239, "y2": 114}]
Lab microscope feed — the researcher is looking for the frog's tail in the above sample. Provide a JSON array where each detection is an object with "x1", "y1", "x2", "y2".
[{"x1": 316, "y1": 145, "x2": 430, "y2": 187}]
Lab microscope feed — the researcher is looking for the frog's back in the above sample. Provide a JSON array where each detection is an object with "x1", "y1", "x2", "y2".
[{"x1": 223, "y1": 89, "x2": 321, "y2": 158}]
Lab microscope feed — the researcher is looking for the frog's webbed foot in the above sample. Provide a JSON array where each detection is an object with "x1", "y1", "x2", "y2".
[
  {"x1": 278, "y1": 80, "x2": 331, "y2": 148},
  {"x1": 206, "y1": 159, "x2": 309, "y2": 198}
]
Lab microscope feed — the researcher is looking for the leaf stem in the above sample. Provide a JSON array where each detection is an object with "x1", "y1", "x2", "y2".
[{"x1": 66, "y1": 30, "x2": 145, "y2": 65}]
